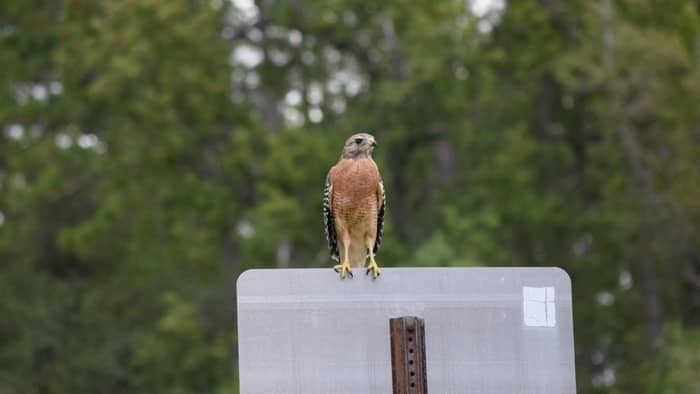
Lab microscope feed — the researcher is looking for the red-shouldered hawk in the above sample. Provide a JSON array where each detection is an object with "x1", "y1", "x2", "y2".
[{"x1": 323, "y1": 133, "x2": 385, "y2": 279}]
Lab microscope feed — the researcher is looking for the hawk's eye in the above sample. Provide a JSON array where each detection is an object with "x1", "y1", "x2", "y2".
[{"x1": 354, "y1": 137, "x2": 363, "y2": 144}]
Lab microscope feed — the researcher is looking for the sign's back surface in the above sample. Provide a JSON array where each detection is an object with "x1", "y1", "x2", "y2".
[{"x1": 236, "y1": 267, "x2": 576, "y2": 394}]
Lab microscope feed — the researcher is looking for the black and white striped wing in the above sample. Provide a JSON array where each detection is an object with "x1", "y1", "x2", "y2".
[
  {"x1": 373, "y1": 179, "x2": 386, "y2": 254},
  {"x1": 323, "y1": 173, "x2": 339, "y2": 261}
]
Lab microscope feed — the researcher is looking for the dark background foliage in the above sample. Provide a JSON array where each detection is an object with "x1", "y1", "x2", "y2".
[{"x1": 1, "y1": 0, "x2": 699, "y2": 392}]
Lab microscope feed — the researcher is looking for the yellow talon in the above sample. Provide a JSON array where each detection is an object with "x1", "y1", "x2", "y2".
[
  {"x1": 333, "y1": 261, "x2": 353, "y2": 279},
  {"x1": 365, "y1": 258, "x2": 381, "y2": 279}
]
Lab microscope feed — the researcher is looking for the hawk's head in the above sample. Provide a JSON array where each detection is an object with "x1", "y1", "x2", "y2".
[{"x1": 341, "y1": 133, "x2": 377, "y2": 159}]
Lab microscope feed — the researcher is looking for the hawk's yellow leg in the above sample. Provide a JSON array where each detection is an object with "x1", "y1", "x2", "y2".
[
  {"x1": 334, "y1": 236, "x2": 353, "y2": 279},
  {"x1": 364, "y1": 236, "x2": 381, "y2": 279},
  {"x1": 333, "y1": 261, "x2": 353, "y2": 279},
  {"x1": 365, "y1": 255, "x2": 381, "y2": 279}
]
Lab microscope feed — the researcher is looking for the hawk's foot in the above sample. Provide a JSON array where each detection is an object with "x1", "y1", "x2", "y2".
[
  {"x1": 333, "y1": 261, "x2": 353, "y2": 279},
  {"x1": 365, "y1": 258, "x2": 381, "y2": 279}
]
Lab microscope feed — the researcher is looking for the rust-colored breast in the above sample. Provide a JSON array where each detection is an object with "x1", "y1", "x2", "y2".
[{"x1": 329, "y1": 158, "x2": 380, "y2": 231}]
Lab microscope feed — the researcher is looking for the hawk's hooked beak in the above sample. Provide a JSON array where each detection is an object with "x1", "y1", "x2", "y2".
[{"x1": 370, "y1": 138, "x2": 377, "y2": 148}]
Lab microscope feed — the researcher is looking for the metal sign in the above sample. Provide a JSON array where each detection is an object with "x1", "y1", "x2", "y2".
[{"x1": 236, "y1": 267, "x2": 576, "y2": 393}]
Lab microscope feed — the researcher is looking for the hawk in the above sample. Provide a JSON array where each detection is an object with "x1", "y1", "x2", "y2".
[{"x1": 323, "y1": 133, "x2": 385, "y2": 279}]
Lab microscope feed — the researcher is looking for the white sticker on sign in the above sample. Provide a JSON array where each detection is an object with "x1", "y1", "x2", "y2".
[{"x1": 523, "y1": 286, "x2": 556, "y2": 327}]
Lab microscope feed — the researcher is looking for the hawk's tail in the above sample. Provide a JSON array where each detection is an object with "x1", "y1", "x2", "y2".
[{"x1": 348, "y1": 242, "x2": 368, "y2": 268}]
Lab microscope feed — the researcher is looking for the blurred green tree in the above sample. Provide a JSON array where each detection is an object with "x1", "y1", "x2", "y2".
[{"x1": 0, "y1": 0, "x2": 698, "y2": 393}]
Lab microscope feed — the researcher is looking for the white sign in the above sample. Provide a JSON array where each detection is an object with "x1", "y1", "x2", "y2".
[{"x1": 237, "y1": 267, "x2": 576, "y2": 394}]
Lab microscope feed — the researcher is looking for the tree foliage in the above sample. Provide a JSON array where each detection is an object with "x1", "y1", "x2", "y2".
[{"x1": 1, "y1": 0, "x2": 699, "y2": 392}]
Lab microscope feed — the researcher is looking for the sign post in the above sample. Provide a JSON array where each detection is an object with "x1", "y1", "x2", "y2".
[{"x1": 390, "y1": 316, "x2": 428, "y2": 394}]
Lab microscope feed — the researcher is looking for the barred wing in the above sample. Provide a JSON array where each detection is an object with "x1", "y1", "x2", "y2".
[
  {"x1": 323, "y1": 173, "x2": 339, "y2": 261},
  {"x1": 373, "y1": 179, "x2": 385, "y2": 254}
]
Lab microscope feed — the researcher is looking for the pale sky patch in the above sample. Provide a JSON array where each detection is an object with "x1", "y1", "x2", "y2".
[{"x1": 232, "y1": 45, "x2": 264, "y2": 68}]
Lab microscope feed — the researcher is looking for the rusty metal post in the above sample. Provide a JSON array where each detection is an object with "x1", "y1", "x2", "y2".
[{"x1": 390, "y1": 316, "x2": 428, "y2": 394}]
